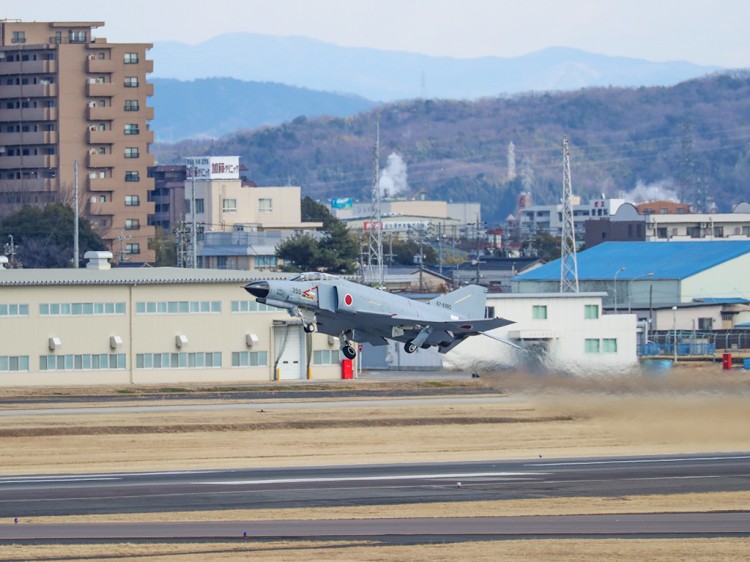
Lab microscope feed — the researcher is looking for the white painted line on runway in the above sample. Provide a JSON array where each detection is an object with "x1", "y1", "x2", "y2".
[
  {"x1": 526, "y1": 455, "x2": 750, "y2": 467},
  {"x1": 201, "y1": 472, "x2": 549, "y2": 486}
]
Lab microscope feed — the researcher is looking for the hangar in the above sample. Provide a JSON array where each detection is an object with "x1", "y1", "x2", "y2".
[{"x1": 0, "y1": 253, "x2": 343, "y2": 386}]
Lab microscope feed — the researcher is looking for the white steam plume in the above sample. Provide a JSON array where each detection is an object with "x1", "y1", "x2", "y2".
[
  {"x1": 620, "y1": 180, "x2": 679, "y2": 203},
  {"x1": 379, "y1": 152, "x2": 408, "y2": 198}
]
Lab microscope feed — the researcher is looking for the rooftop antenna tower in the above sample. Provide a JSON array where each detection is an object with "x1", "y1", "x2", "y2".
[
  {"x1": 365, "y1": 122, "x2": 385, "y2": 286},
  {"x1": 560, "y1": 135, "x2": 579, "y2": 293}
]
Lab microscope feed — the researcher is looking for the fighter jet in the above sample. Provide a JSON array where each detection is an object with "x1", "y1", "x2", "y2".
[{"x1": 244, "y1": 272, "x2": 515, "y2": 360}]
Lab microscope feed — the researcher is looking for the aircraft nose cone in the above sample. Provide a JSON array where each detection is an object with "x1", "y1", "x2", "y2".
[{"x1": 244, "y1": 281, "x2": 270, "y2": 299}]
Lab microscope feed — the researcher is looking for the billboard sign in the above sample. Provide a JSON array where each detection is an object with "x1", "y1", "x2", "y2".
[{"x1": 186, "y1": 156, "x2": 240, "y2": 180}]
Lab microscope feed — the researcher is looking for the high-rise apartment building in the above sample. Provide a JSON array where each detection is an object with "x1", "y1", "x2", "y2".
[{"x1": 0, "y1": 20, "x2": 155, "y2": 263}]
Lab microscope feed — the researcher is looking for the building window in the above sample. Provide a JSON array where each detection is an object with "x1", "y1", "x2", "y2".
[
  {"x1": 0, "y1": 304, "x2": 29, "y2": 316},
  {"x1": 713, "y1": 226, "x2": 724, "y2": 238},
  {"x1": 255, "y1": 255, "x2": 277, "y2": 268},
  {"x1": 125, "y1": 243, "x2": 140, "y2": 254},
  {"x1": 585, "y1": 339, "x2": 600, "y2": 353},
  {"x1": 124, "y1": 52, "x2": 139, "y2": 64},
  {"x1": 532, "y1": 305, "x2": 547, "y2": 320},
  {"x1": 222, "y1": 198, "x2": 237, "y2": 213},
  {"x1": 136, "y1": 300, "x2": 221, "y2": 314},
  {"x1": 124, "y1": 147, "x2": 140, "y2": 158},
  {"x1": 11, "y1": 31, "x2": 26, "y2": 44},
  {"x1": 231, "y1": 351, "x2": 268, "y2": 367},
  {"x1": 69, "y1": 30, "x2": 87, "y2": 43},
  {"x1": 697, "y1": 317, "x2": 714, "y2": 330},
  {"x1": 231, "y1": 300, "x2": 276, "y2": 313},
  {"x1": 125, "y1": 219, "x2": 140, "y2": 230},
  {"x1": 687, "y1": 226, "x2": 702, "y2": 238},
  {"x1": 125, "y1": 171, "x2": 140, "y2": 182},
  {"x1": 602, "y1": 338, "x2": 618, "y2": 353},
  {"x1": 40, "y1": 302, "x2": 125, "y2": 316},
  {"x1": 0, "y1": 356, "x2": 29, "y2": 372},
  {"x1": 136, "y1": 352, "x2": 221, "y2": 369},
  {"x1": 124, "y1": 123, "x2": 140, "y2": 135},
  {"x1": 313, "y1": 350, "x2": 341, "y2": 365},
  {"x1": 125, "y1": 195, "x2": 140, "y2": 206},
  {"x1": 584, "y1": 304, "x2": 599, "y2": 319},
  {"x1": 40, "y1": 354, "x2": 125, "y2": 371},
  {"x1": 258, "y1": 198, "x2": 273, "y2": 213},
  {"x1": 124, "y1": 99, "x2": 139, "y2": 111},
  {"x1": 124, "y1": 76, "x2": 139, "y2": 88}
]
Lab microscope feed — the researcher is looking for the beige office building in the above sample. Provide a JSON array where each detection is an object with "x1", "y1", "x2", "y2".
[
  {"x1": 0, "y1": 20, "x2": 155, "y2": 263},
  {"x1": 0, "y1": 254, "x2": 344, "y2": 386}
]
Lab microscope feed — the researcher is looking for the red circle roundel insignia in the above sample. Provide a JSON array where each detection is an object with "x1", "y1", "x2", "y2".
[
  {"x1": 459, "y1": 324, "x2": 473, "y2": 330},
  {"x1": 344, "y1": 294, "x2": 353, "y2": 306}
]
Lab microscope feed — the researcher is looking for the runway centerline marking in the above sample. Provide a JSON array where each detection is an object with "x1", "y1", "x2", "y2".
[{"x1": 198, "y1": 472, "x2": 549, "y2": 485}]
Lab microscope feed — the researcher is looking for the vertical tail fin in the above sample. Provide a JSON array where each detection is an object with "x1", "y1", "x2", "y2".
[{"x1": 429, "y1": 285, "x2": 488, "y2": 319}]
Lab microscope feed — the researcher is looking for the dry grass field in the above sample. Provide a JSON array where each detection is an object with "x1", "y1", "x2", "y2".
[{"x1": 2, "y1": 362, "x2": 750, "y2": 560}]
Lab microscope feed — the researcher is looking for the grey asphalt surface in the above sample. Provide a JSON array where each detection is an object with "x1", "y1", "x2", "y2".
[
  {"x1": 1, "y1": 454, "x2": 748, "y2": 519},
  {"x1": 2, "y1": 513, "x2": 749, "y2": 542}
]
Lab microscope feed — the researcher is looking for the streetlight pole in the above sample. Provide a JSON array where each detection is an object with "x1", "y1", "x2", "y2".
[
  {"x1": 628, "y1": 272, "x2": 654, "y2": 313},
  {"x1": 613, "y1": 267, "x2": 625, "y2": 313},
  {"x1": 672, "y1": 305, "x2": 678, "y2": 363}
]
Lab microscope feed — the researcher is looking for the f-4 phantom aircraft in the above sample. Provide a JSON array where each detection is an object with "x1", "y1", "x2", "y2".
[{"x1": 244, "y1": 272, "x2": 515, "y2": 360}]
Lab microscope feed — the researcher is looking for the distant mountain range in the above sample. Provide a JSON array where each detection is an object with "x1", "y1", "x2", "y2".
[
  {"x1": 151, "y1": 78, "x2": 376, "y2": 142},
  {"x1": 153, "y1": 72, "x2": 750, "y2": 223},
  {"x1": 151, "y1": 33, "x2": 722, "y2": 103}
]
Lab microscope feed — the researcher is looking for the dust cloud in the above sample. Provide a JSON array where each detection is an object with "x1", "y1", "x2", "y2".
[{"x1": 481, "y1": 363, "x2": 750, "y2": 450}]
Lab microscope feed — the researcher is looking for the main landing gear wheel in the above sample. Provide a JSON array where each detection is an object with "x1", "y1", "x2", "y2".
[
  {"x1": 303, "y1": 323, "x2": 317, "y2": 333},
  {"x1": 342, "y1": 344, "x2": 357, "y2": 360},
  {"x1": 404, "y1": 340, "x2": 418, "y2": 354}
]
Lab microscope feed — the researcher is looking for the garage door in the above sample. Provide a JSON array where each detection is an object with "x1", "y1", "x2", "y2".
[{"x1": 274, "y1": 324, "x2": 305, "y2": 379}]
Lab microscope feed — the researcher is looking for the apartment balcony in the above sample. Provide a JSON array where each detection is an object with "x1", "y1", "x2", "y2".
[
  {"x1": 0, "y1": 155, "x2": 57, "y2": 168},
  {"x1": 87, "y1": 129, "x2": 115, "y2": 144},
  {"x1": 86, "y1": 82, "x2": 116, "y2": 97},
  {"x1": 144, "y1": 83, "x2": 154, "y2": 97},
  {"x1": 0, "y1": 60, "x2": 56, "y2": 75},
  {"x1": 0, "y1": 178, "x2": 55, "y2": 192},
  {"x1": 0, "y1": 131, "x2": 57, "y2": 145},
  {"x1": 0, "y1": 83, "x2": 56, "y2": 98},
  {"x1": 88, "y1": 200, "x2": 118, "y2": 216},
  {"x1": 88, "y1": 176, "x2": 118, "y2": 191},
  {"x1": 87, "y1": 58, "x2": 115, "y2": 73},
  {"x1": 87, "y1": 153, "x2": 116, "y2": 168},
  {"x1": 0, "y1": 107, "x2": 56, "y2": 122},
  {"x1": 143, "y1": 106, "x2": 155, "y2": 120},
  {"x1": 87, "y1": 106, "x2": 113, "y2": 120}
]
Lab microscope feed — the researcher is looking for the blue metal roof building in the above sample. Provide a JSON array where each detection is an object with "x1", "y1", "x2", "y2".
[{"x1": 512, "y1": 241, "x2": 750, "y2": 311}]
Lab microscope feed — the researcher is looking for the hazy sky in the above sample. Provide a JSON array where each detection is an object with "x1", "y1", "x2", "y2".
[{"x1": 4, "y1": 0, "x2": 748, "y2": 67}]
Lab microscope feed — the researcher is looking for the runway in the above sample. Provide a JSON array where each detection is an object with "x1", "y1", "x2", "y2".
[
  {"x1": 2, "y1": 513, "x2": 749, "y2": 542},
  {"x1": 1, "y1": 453, "x2": 748, "y2": 518}
]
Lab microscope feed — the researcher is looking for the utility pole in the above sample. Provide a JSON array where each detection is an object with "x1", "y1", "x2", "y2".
[
  {"x1": 560, "y1": 135, "x2": 579, "y2": 293},
  {"x1": 73, "y1": 160, "x2": 79, "y2": 268},
  {"x1": 365, "y1": 122, "x2": 384, "y2": 286}
]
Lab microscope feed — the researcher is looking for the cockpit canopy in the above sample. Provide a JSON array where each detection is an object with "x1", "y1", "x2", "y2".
[{"x1": 290, "y1": 272, "x2": 340, "y2": 282}]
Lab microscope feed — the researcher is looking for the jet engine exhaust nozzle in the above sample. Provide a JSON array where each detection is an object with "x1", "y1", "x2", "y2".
[{"x1": 244, "y1": 281, "x2": 270, "y2": 299}]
